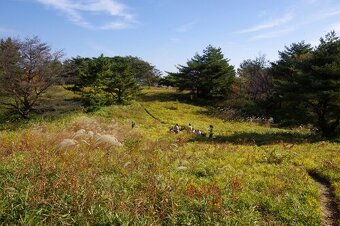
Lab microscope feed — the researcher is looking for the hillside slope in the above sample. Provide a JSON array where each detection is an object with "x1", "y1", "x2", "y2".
[{"x1": 0, "y1": 88, "x2": 338, "y2": 225}]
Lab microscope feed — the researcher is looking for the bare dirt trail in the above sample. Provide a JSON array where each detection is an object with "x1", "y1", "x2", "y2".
[{"x1": 309, "y1": 172, "x2": 339, "y2": 226}]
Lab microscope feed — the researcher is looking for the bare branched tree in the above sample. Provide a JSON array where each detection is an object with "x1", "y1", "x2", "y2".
[
  {"x1": 0, "y1": 36, "x2": 63, "y2": 118},
  {"x1": 238, "y1": 55, "x2": 273, "y2": 102}
]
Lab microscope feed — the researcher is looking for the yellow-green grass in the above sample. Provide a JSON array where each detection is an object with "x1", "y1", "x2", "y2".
[{"x1": 0, "y1": 87, "x2": 338, "y2": 225}]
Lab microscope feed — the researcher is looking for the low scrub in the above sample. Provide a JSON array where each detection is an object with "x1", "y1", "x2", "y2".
[{"x1": 0, "y1": 88, "x2": 338, "y2": 225}]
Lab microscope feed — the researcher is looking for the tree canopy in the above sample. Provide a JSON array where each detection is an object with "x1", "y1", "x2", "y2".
[
  {"x1": 271, "y1": 32, "x2": 340, "y2": 137},
  {"x1": 126, "y1": 56, "x2": 162, "y2": 87},
  {"x1": 234, "y1": 55, "x2": 274, "y2": 116},
  {"x1": 99, "y1": 56, "x2": 141, "y2": 104},
  {"x1": 65, "y1": 55, "x2": 142, "y2": 110},
  {"x1": 169, "y1": 45, "x2": 235, "y2": 99},
  {"x1": 0, "y1": 37, "x2": 63, "y2": 118}
]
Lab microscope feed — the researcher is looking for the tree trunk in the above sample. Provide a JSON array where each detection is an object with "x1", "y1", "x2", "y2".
[
  {"x1": 315, "y1": 100, "x2": 338, "y2": 138},
  {"x1": 319, "y1": 119, "x2": 339, "y2": 138},
  {"x1": 22, "y1": 96, "x2": 31, "y2": 119},
  {"x1": 117, "y1": 89, "x2": 122, "y2": 103},
  {"x1": 21, "y1": 109, "x2": 30, "y2": 119}
]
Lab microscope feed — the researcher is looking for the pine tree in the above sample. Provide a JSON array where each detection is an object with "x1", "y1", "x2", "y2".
[
  {"x1": 66, "y1": 55, "x2": 140, "y2": 109},
  {"x1": 300, "y1": 32, "x2": 340, "y2": 136},
  {"x1": 170, "y1": 45, "x2": 235, "y2": 99},
  {"x1": 271, "y1": 41, "x2": 313, "y2": 125},
  {"x1": 272, "y1": 33, "x2": 340, "y2": 137},
  {"x1": 100, "y1": 57, "x2": 140, "y2": 104}
]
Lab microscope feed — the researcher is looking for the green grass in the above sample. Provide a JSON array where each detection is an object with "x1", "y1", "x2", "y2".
[{"x1": 0, "y1": 87, "x2": 338, "y2": 225}]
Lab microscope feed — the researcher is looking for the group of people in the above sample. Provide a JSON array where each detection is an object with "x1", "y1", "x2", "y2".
[
  {"x1": 170, "y1": 123, "x2": 214, "y2": 138},
  {"x1": 132, "y1": 120, "x2": 214, "y2": 138}
]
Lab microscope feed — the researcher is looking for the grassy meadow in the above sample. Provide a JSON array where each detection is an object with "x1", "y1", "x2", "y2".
[{"x1": 0, "y1": 87, "x2": 339, "y2": 225}]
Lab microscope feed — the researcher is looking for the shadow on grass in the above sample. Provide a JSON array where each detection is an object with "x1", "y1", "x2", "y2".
[
  {"x1": 138, "y1": 89, "x2": 218, "y2": 106},
  {"x1": 0, "y1": 97, "x2": 82, "y2": 131},
  {"x1": 138, "y1": 90, "x2": 191, "y2": 102},
  {"x1": 189, "y1": 131, "x2": 318, "y2": 145}
]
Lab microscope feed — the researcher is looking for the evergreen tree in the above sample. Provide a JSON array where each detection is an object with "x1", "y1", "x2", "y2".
[
  {"x1": 272, "y1": 33, "x2": 340, "y2": 137},
  {"x1": 300, "y1": 32, "x2": 340, "y2": 136},
  {"x1": 170, "y1": 45, "x2": 235, "y2": 99},
  {"x1": 271, "y1": 41, "x2": 313, "y2": 125},
  {"x1": 126, "y1": 56, "x2": 161, "y2": 87},
  {"x1": 158, "y1": 74, "x2": 176, "y2": 87},
  {"x1": 66, "y1": 55, "x2": 140, "y2": 110},
  {"x1": 101, "y1": 57, "x2": 140, "y2": 104}
]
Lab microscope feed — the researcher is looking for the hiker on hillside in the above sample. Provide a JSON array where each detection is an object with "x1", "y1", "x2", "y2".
[
  {"x1": 193, "y1": 129, "x2": 204, "y2": 137},
  {"x1": 208, "y1": 125, "x2": 214, "y2": 138},
  {"x1": 174, "y1": 124, "x2": 180, "y2": 133},
  {"x1": 132, "y1": 121, "x2": 136, "y2": 128},
  {"x1": 194, "y1": 129, "x2": 201, "y2": 136},
  {"x1": 170, "y1": 123, "x2": 180, "y2": 133},
  {"x1": 188, "y1": 123, "x2": 193, "y2": 132},
  {"x1": 268, "y1": 117, "x2": 274, "y2": 124}
]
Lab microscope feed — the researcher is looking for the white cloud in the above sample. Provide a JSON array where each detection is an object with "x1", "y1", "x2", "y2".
[
  {"x1": 99, "y1": 21, "x2": 129, "y2": 30},
  {"x1": 250, "y1": 27, "x2": 296, "y2": 41},
  {"x1": 237, "y1": 12, "x2": 294, "y2": 34},
  {"x1": 175, "y1": 22, "x2": 195, "y2": 33},
  {"x1": 34, "y1": 0, "x2": 136, "y2": 30},
  {"x1": 321, "y1": 9, "x2": 340, "y2": 17}
]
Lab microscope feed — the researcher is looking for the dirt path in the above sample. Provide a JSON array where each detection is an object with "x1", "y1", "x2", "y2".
[{"x1": 309, "y1": 172, "x2": 340, "y2": 226}]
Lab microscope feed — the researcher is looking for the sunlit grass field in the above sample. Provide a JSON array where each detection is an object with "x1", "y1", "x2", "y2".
[{"x1": 0, "y1": 87, "x2": 338, "y2": 225}]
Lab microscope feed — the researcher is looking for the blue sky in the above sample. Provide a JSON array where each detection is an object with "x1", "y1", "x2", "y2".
[{"x1": 1, "y1": 0, "x2": 340, "y2": 73}]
